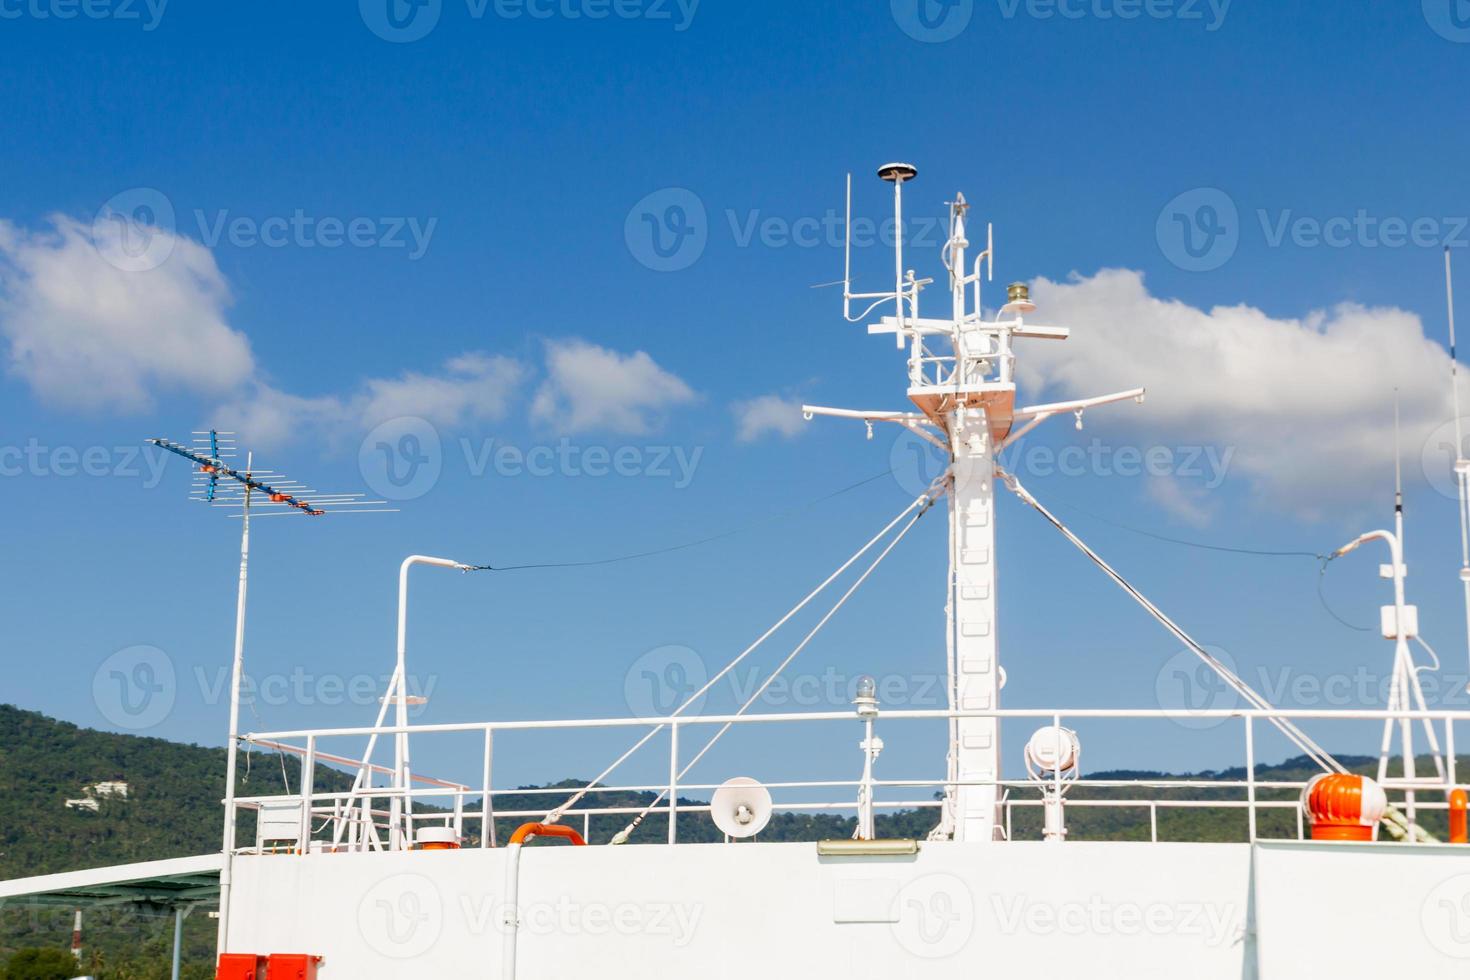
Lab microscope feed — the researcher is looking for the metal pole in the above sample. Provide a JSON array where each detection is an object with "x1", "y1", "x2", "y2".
[
  {"x1": 216, "y1": 453, "x2": 252, "y2": 954},
  {"x1": 481, "y1": 728, "x2": 495, "y2": 848},
  {"x1": 667, "y1": 723, "x2": 679, "y2": 845},
  {"x1": 171, "y1": 907, "x2": 186, "y2": 980},
  {"x1": 395, "y1": 556, "x2": 464, "y2": 850},
  {"x1": 858, "y1": 715, "x2": 876, "y2": 840},
  {"x1": 1245, "y1": 716, "x2": 1257, "y2": 842}
]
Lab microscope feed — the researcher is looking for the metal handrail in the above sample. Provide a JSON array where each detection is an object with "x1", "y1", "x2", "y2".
[{"x1": 231, "y1": 704, "x2": 1470, "y2": 852}]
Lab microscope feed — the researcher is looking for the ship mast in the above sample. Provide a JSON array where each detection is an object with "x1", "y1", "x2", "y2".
[{"x1": 806, "y1": 165, "x2": 1141, "y2": 842}]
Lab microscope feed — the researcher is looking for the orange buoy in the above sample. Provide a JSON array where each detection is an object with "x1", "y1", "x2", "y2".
[
  {"x1": 416, "y1": 826, "x2": 461, "y2": 850},
  {"x1": 1451, "y1": 788, "x2": 1468, "y2": 845},
  {"x1": 1304, "y1": 773, "x2": 1387, "y2": 841}
]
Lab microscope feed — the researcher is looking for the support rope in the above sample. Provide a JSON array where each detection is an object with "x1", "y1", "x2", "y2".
[
  {"x1": 540, "y1": 480, "x2": 949, "y2": 825},
  {"x1": 998, "y1": 467, "x2": 1438, "y2": 842},
  {"x1": 998, "y1": 467, "x2": 1340, "y2": 772},
  {"x1": 608, "y1": 490, "x2": 940, "y2": 843}
]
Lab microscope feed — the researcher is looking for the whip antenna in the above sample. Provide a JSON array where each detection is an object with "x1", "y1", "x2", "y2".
[{"x1": 1446, "y1": 249, "x2": 1470, "y2": 690}]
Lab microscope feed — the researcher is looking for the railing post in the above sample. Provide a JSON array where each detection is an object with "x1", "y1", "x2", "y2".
[
  {"x1": 1052, "y1": 713, "x2": 1064, "y2": 841},
  {"x1": 1448, "y1": 718, "x2": 1458, "y2": 791},
  {"x1": 1244, "y1": 716, "x2": 1257, "y2": 843},
  {"x1": 482, "y1": 728, "x2": 495, "y2": 848},
  {"x1": 299, "y1": 735, "x2": 316, "y2": 855},
  {"x1": 668, "y1": 722, "x2": 679, "y2": 845}
]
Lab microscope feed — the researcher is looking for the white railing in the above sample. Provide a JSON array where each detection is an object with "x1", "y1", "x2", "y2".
[{"x1": 229, "y1": 706, "x2": 1470, "y2": 853}]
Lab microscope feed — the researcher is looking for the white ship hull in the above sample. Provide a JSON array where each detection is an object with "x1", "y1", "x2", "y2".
[{"x1": 222, "y1": 839, "x2": 1469, "y2": 977}]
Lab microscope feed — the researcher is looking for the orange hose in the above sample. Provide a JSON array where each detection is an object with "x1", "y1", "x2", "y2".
[
  {"x1": 508, "y1": 822, "x2": 586, "y2": 846},
  {"x1": 1451, "y1": 789, "x2": 1468, "y2": 845}
]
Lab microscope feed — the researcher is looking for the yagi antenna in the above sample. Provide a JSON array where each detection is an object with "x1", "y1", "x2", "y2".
[
  {"x1": 150, "y1": 430, "x2": 390, "y2": 516},
  {"x1": 146, "y1": 428, "x2": 393, "y2": 953}
]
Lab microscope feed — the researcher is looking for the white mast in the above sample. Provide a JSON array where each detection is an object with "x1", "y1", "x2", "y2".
[{"x1": 807, "y1": 164, "x2": 1141, "y2": 842}]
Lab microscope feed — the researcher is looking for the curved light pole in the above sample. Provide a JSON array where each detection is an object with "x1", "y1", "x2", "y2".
[{"x1": 390, "y1": 555, "x2": 473, "y2": 849}]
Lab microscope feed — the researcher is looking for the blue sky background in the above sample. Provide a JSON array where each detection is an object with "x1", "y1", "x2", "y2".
[{"x1": 2, "y1": 1, "x2": 1470, "y2": 802}]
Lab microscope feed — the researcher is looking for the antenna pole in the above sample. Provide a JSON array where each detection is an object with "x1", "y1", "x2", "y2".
[
  {"x1": 148, "y1": 428, "x2": 388, "y2": 950},
  {"x1": 892, "y1": 173, "x2": 905, "y2": 324},
  {"x1": 843, "y1": 173, "x2": 853, "y2": 319},
  {"x1": 1395, "y1": 392, "x2": 1404, "y2": 551},
  {"x1": 1451, "y1": 248, "x2": 1463, "y2": 456},
  {"x1": 216, "y1": 452, "x2": 252, "y2": 955},
  {"x1": 1447, "y1": 248, "x2": 1470, "y2": 691}
]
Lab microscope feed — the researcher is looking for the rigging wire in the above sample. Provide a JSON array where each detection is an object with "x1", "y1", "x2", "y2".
[
  {"x1": 1005, "y1": 468, "x2": 1439, "y2": 840},
  {"x1": 608, "y1": 493, "x2": 939, "y2": 843},
  {"x1": 462, "y1": 469, "x2": 894, "y2": 573},
  {"x1": 997, "y1": 466, "x2": 1342, "y2": 773},
  {"x1": 1317, "y1": 563, "x2": 1373, "y2": 633},
  {"x1": 1045, "y1": 494, "x2": 1372, "y2": 631},
  {"x1": 540, "y1": 480, "x2": 949, "y2": 826}
]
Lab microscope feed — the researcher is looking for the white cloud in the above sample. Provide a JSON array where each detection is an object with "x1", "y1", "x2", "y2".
[
  {"x1": 1146, "y1": 474, "x2": 1216, "y2": 528},
  {"x1": 0, "y1": 214, "x2": 695, "y2": 451},
  {"x1": 1020, "y1": 269, "x2": 1461, "y2": 516},
  {"x1": 532, "y1": 339, "x2": 696, "y2": 435},
  {"x1": 217, "y1": 353, "x2": 525, "y2": 448},
  {"x1": 0, "y1": 216, "x2": 253, "y2": 411},
  {"x1": 0, "y1": 213, "x2": 527, "y2": 447},
  {"x1": 733, "y1": 394, "x2": 806, "y2": 442}
]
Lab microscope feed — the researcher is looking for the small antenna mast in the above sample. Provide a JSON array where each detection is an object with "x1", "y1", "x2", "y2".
[
  {"x1": 843, "y1": 173, "x2": 854, "y2": 321},
  {"x1": 843, "y1": 164, "x2": 921, "y2": 344},
  {"x1": 1395, "y1": 390, "x2": 1404, "y2": 529},
  {"x1": 1446, "y1": 248, "x2": 1470, "y2": 689}
]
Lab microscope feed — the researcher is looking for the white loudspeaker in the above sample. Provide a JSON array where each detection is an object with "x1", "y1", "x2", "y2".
[{"x1": 710, "y1": 777, "x2": 773, "y2": 839}]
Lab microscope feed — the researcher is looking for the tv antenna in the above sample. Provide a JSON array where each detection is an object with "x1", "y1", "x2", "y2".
[{"x1": 147, "y1": 430, "x2": 390, "y2": 953}]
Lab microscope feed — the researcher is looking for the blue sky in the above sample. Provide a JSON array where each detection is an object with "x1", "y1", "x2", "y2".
[{"x1": 2, "y1": 1, "x2": 1470, "y2": 800}]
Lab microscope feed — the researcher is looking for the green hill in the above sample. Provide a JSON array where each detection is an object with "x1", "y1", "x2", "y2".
[{"x1": 0, "y1": 703, "x2": 1458, "y2": 977}]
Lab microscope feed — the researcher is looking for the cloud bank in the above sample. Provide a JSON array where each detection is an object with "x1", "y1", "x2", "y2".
[
  {"x1": 0, "y1": 215, "x2": 697, "y2": 447},
  {"x1": 1022, "y1": 269, "x2": 1461, "y2": 515}
]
